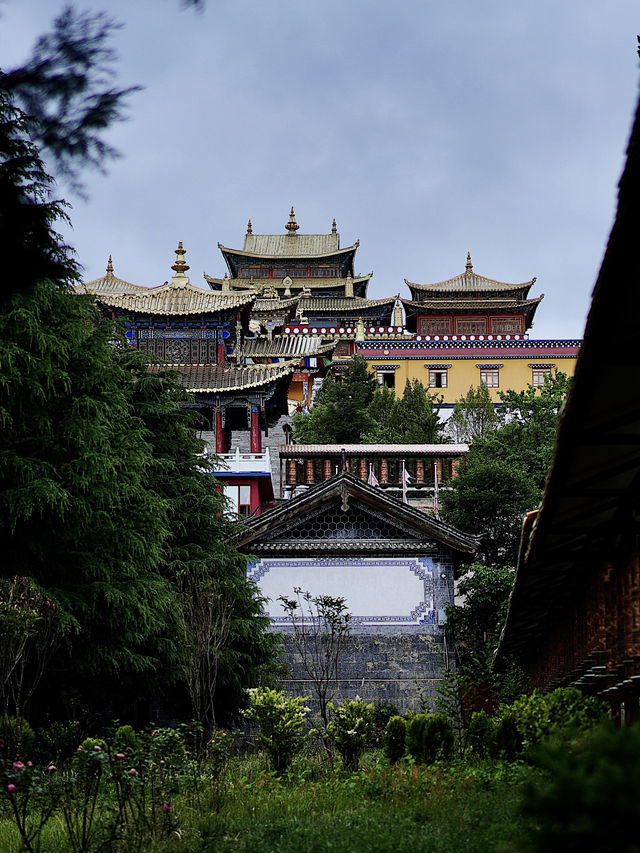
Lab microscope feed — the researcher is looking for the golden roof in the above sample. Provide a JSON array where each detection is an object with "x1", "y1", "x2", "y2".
[{"x1": 147, "y1": 361, "x2": 296, "y2": 392}]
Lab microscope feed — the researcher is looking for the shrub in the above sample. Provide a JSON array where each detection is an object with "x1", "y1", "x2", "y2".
[
  {"x1": 465, "y1": 710, "x2": 496, "y2": 758},
  {"x1": 115, "y1": 724, "x2": 140, "y2": 753},
  {"x1": 36, "y1": 720, "x2": 82, "y2": 763},
  {"x1": 370, "y1": 701, "x2": 400, "y2": 746},
  {"x1": 326, "y1": 697, "x2": 375, "y2": 772},
  {"x1": 243, "y1": 687, "x2": 310, "y2": 776},
  {"x1": 494, "y1": 711, "x2": 522, "y2": 760},
  {"x1": 506, "y1": 688, "x2": 606, "y2": 753},
  {"x1": 406, "y1": 713, "x2": 455, "y2": 764},
  {"x1": 0, "y1": 717, "x2": 36, "y2": 760},
  {"x1": 383, "y1": 715, "x2": 407, "y2": 764},
  {"x1": 522, "y1": 723, "x2": 640, "y2": 851}
]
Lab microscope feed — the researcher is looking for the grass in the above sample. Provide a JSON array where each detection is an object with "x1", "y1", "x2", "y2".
[{"x1": 0, "y1": 752, "x2": 540, "y2": 853}]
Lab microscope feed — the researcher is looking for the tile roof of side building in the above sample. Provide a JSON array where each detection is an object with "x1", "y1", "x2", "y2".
[{"x1": 405, "y1": 253, "x2": 537, "y2": 295}]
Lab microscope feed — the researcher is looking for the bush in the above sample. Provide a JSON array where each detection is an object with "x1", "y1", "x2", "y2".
[
  {"x1": 494, "y1": 711, "x2": 522, "y2": 760},
  {"x1": 465, "y1": 710, "x2": 496, "y2": 758},
  {"x1": 522, "y1": 723, "x2": 640, "y2": 852},
  {"x1": 243, "y1": 687, "x2": 310, "y2": 776},
  {"x1": 507, "y1": 688, "x2": 606, "y2": 753},
  {"x1": 406, "y1": 713, "x2": 455, "y2": 764},
  {"x1": 326, "y1": 697, "x2": 375, "y2": 772},
  {"x1": 0, "y1": 717, "x2": 36, "y2": 760},
  {"x1": 371, "y1": 701, "x2": 399, "y2": 746},
  {"x1": 383, "y1": 715, "x2": 407, "y2": 764}
]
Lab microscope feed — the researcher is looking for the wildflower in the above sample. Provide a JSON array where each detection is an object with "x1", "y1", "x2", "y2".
[
  {"x1": 160, "y1": 759, "x2": 166, "y2": 765},
  {"x1": 115, "y1": 753, "x2": 125, "y2": 760},
  {"x1": 162, "y1": 802, "x2": 173, "y2": 811},
  {"x1": 7, "y1": 784, "x2": 17, "y2": 794},
  {"x1": 128, "y1": 768, "x2": 138, "y2": 777},
  {"x1": 47, "y1": 765, "x2": 57, "y2": 772},
  {"x1": 12, "y1": 761, "x2": 25, "y2": 772}
]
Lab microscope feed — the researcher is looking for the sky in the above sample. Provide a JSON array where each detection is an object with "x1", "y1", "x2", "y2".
[{"x1": 2, "y1": 0, "x2": 638, "y2": 339}]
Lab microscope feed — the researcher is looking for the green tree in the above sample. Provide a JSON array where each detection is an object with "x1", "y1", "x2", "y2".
[
  {"x1": 292, "y1": 356, "x2": 377, "y2": 444},
  {"x1": 442, "y1": 372, "x2": 571, "y2": 565},
  {"x1": 447, "y1": 384, "x2": 499, "y2": 443},
  {"x1": 365, "y1": 379, "x2": 444, "y2": 444}
]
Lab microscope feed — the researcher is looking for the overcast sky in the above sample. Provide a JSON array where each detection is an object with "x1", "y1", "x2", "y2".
[{"x1": 2, "y1": 1, "x2": 638, "y2": 339}]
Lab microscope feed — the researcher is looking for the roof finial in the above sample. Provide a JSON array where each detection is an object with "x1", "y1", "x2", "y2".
[
  {"x1": 106, "y1": 255, "x2": 114, "y2": 276},
  {"x1": 171, "y1": 241, "x2": 190, "y2": 275},
  {"x1": 246, "y1": 219, "x2": 253, "y2": 235},
  {"x1": 331, "y1": 218, "x2": 337, "y2": 235},
  {"x1": 466, "y1": 252, "x2": 473, "y2": 273},
  {"x1": 285, "y1": 206, "x2": 299, "y2": 235}
]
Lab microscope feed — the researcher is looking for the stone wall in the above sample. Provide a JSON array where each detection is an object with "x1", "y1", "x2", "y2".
[{"x1": 277, "y1": 632, "x2": 449, "y2": 714}]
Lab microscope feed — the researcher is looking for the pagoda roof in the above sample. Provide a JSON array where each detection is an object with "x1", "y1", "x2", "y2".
[
  {"x1": 78, "y1": 256, "x2": 150, "y2": 295},
  {"x1": 147, "y1": 360, "x2": 297, "y2": 393},
  {"x1": 401, "y1": 296, "x2": 543, "y2": 314},
  {"x1": 298, "y1": 294, "x2": 396, "y2": 315},
  {"x1": 244, "y1": 336, "x2": 336, "y2": 359},
  {"x1": 251, "y1": 294, "x2": 301, "y2": 315},
  {"x1": 95, "y1": 280, "x2": 255, "y2": 317},
  {"x1": 405, "y1": 254, "x2": 536, "y2": 300},
  {"x1": 236, "y1": 470, "x2": 477, "y2": 555},
  {"x1": 204, "y1": 274, "x2": 372, "y2": 293}
]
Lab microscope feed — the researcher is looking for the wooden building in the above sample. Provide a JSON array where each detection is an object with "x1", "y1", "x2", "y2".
[
  {"x1": 495, "y1": 97, "x2": 640, "y2": 721},
  {"x1": 78, "y1": 243, "x2": 296, "y2": 453}
]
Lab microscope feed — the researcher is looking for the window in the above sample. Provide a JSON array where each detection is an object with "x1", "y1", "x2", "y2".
[
  {"x1": 480, "y1": 370, "x2": 499, "y2": 387},
  {"x1": 532, "y1": 369, "x2": 550, "y2": 387},
  {"x1": 429, "y1": 370, "x2": 448, "y2": 388},
  {"x1": 377, "y1": 371, "x2": 395, "y2": 389},
  {"x1": 223, "y1": 484, "x2": 252, "y2": 516}
]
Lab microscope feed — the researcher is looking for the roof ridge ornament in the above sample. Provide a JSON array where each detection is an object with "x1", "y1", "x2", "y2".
[
  {"x1": 331, "y1": 218, "x2": 337, "y2": 235},
  {"x1": 465, "y1": 252, "x2": 473, "y2": 274},
  {"x1": 106, "y1": 254, "x2": 114, "y2": 276},
  {"x1": 170, "y1": 241, "x2": 190, "y2": 287},
  {"x1": 285, "y1": 206, "x2": 299, "y2": 235},
  {"x1": 246, "y1": 219, "x2": 253, "y2": 235}
]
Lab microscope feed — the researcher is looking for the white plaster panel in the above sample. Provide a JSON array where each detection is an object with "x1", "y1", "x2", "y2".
[{"x1": 247, "y1": 557, "x2": 435, "y2": 626}]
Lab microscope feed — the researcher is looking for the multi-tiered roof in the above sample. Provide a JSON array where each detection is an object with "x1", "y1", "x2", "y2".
[
  {"x1": 402, "y1": 253, "x2": 543, "y2": 336},
  {"x1": 205, "y1": 209, "x2": 397, "y2": 331}
]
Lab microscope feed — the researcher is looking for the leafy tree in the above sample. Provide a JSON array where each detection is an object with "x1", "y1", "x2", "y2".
[
  {"x1": 292, "y1": 356, "x2": 377, "y2": 444},
  {"x1": 442, "y1": 371, "x2": 571, "y2": 565},
  {"x1": 447, "y1": 384, "x2": 499, "y2": 443},
  {"x1": 278, "y1": 589, "x2": 351, "y2": 731},
  {"x1": 365, "y1": 379, "x2": 444, "y2": 444},
  {"x1": 125, "y1": 359, "x2": 276, "y2": 728}
]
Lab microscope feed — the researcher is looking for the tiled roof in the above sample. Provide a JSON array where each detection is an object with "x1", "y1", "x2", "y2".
[
  {"x1": 251, "y1": 295, "x2": 301, "y2": 313},
  {"x1": 244, "y1": 337, "x2": 336, "y2": 357},
  {"x1": 203, "y1": 274, "x2": 372, "y2": 291},
  {"x1": 95, "y1": 281, "x2": 255, "y2": 316},
  {"x1": 279, "y1": 444, "x2": 469, "y2": 457},
  {"x1": 401, "y1": 296, "x2": 543, "y2": 311},
  {"x1": 222, "y1": 234, "x2": 354, "y2": 257},
  {"x1": 299, "y1": 295, "x2": 396, "y2": 313},
  {"x1": 77, "y1": 272, "x2": 149, "y2": 295},
  {"x1": 405, "y1": 271, "x2": 536, "y2": 295},
  {"x1": 147, "y1": 361, "x2": 296, "y2": 392}
]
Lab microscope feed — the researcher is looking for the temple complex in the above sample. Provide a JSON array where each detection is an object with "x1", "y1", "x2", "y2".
[
  {"x1": 357, "y1": 253, "x2": 579, "y2": 404},
  {"x1": 77, "y1": 244, "x2": 296, "y2": 454}
]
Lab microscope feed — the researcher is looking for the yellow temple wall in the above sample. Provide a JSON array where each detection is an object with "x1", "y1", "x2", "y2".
[{"x1": 362, "y1": 353, "x2": 579, "y2": 405}]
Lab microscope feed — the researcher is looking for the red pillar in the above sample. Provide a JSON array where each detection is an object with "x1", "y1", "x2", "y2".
[
  {"x1": 215, "y1": 409, "x2": 227, "y2": 453},
  {"x1": 250, "y1": 407, "x2": 262, "y2": 453}
]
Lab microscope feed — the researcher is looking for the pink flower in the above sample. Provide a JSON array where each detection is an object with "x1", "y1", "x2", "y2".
[
  {"x1": 162, "y1": 803, "x2": 173, "y2": 811},
  {"x1": 47, "y1": 765, "x2": 57, "y2": 773},
  {"x1": 93, "y1": 745, "x2": 102, "y2": 752},
  {"x1": 7, "y1": 784, "x2": 17, "y2": 795},
  {"x1": 128, "y1": 768, "x2": 138, "y2": 777},
  {"x1": 12, "y1": 761, "x2": 25, "y2": 772},
  {"x1": 115, "y1": 753, "x2": 125, "y2": 760}
]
